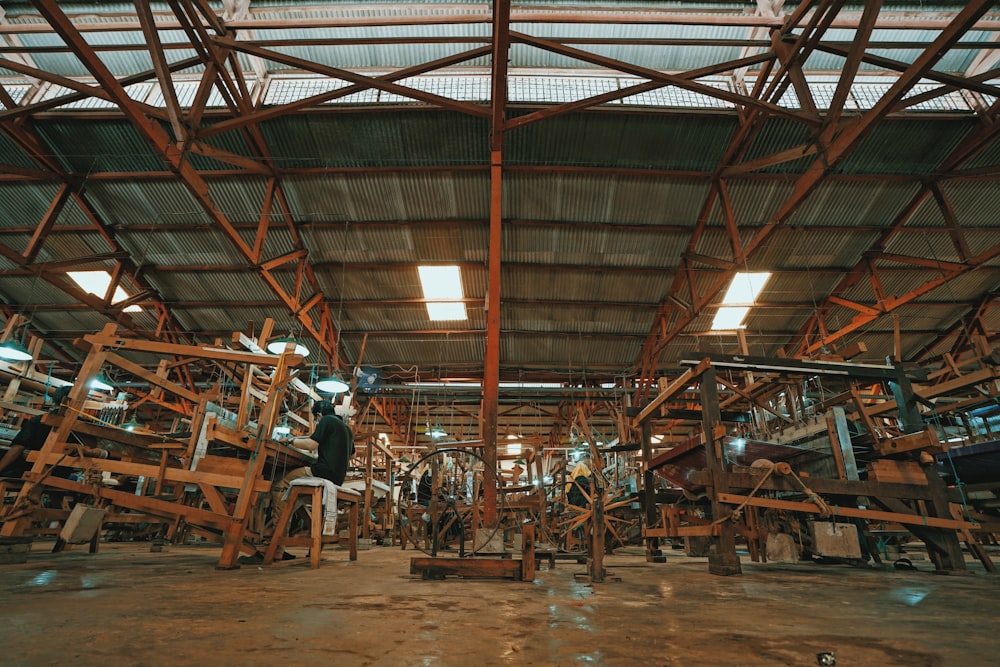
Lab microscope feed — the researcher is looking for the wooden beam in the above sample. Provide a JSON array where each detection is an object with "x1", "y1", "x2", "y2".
[
  {"x1": 636, "y1": 358, "x2": 711, "y2": 424},
  {"x1": 717, "y1": 493, "x2": 973, "y2": 530}
]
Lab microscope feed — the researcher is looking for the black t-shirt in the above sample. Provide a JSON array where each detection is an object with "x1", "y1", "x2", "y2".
[
  {"x1": 309, "y1": 414, "x2": 354, "y2": 485},
  {"x1": 5, "y1": 414, "x2": 52, "y2": 477}
]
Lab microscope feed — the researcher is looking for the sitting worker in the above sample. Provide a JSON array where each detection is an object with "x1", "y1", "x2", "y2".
[
  {"x1": 565, "y1": 456, "x2": 593, "y2": 508},
  {"x1": 0, "y1": 386, "x2": 84, "y2": 479},
  {"x1": 269, "y1": 399, "x2": 355, "y2": 529},
  {"x1": 0, "y1": 385, "x2": 112, "y2": 483},
  {"x1": 416, "y1": 465, "x2": 433, "y2": 506}
]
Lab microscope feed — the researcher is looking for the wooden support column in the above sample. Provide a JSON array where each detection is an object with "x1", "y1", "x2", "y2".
[
  {"x1": 826, "y1": 407, "x2": 860, "y2": 481},
  {"x1": 920, "y1": 463, "x2": 968, "y2": 572},
  {"x1": 481, "y1": 151, "x2": 501, "y2": 529},
  {"x1": 640, "y1": 419, "x2": 661, "y2": 561},
  {"x1": 701, "y1": 368, "x2": 742, "y2": 576},
  {"x1": 217, "y1": 353, "x2": 294, "y2": 569},
  {"x1": 889, "y1": 368, "x2": 924, "y2": 434},
  {"x1": 588, "y1": 474, "x2": 606, "y2": 582},
  {"x1": 482, "y1": 0, "x2": 510, "y2": 528},
  {"x1": 1, "y1": 347, "x2": 107, "y2": 537},
  {"x1": 363, "y1": 438, "x2": 374, "y2": 540}
]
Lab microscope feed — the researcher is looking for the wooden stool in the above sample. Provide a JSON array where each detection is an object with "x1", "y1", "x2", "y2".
[{"x1": 263, "y1": 484, "x2": 360, "y2": 568}]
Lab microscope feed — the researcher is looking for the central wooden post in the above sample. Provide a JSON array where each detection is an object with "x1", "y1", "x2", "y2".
[{"x1": 701, "y1": 368, "x2": 742, "y2": 576}]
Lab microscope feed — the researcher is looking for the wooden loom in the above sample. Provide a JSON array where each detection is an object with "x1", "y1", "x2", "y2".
[{"x1": 0, "y1": 322, "x2": 324, "y2": 569}]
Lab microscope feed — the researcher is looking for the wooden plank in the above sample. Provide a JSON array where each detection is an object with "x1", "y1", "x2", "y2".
[
  {"x1": 198, "y1": 483, "x2": 231, "y2": 515},
  {"x1": 869, "y1": 459, "x2": 929, "y2": 485},
  {"x1": 83, "y1": 331, "x2": 301, "y2": 367},
  {"x1": 26, "y1": 451, "x2": 270, "y2": 492},
  {"x1": 40, "y1": 413, "x2": 189, "y2": 451},
  {"x1": 636, "y1": 358, "x2": 711, "y2": 423},
  {"x1": 716, "y1": 493, "x2": 973, "y2": 530},
  {"x1": 409, "y1": 556, "x2": 524, "y2": 580},
  {"x1": 690, "y1": 470, "x2": 936, "y2": 500},
  {"x1": 873, "y1": 427, "x2": 943, "y2": 457},
  {"x1": 39, "y1": 475, "x2": 234, "y2": 530},
  {"x1": 104, "y1": 351, "x2": 202, "y2": 403},
  {"x1": 866, "y1": 367, "x2": 998, "y2": 416}
]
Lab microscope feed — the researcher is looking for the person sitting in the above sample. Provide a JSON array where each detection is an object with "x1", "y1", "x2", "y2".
[
  {"x1": 268, "y1": 399, "x2": 355, "y2": 531},
  {"x1": 0, "y1": 386, "x2": 73, "y2": 479}
]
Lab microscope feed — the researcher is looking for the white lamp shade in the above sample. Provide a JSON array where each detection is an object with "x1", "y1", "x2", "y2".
[
  {"x1": 0, "y1": 340, "x2": 32, "y2": 362},
  {"x1": 89, "y1": 375, "x2": 114, "y2": 392},
  {"x1": 266, "y1": 337, "x2": 309, "y2": 357},
  {"x1": 316, "y1": 376, "x2": 349, "y2": 393}
]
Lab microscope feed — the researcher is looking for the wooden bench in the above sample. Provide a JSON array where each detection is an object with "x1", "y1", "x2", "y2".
[{"x1": 263, "y1": 483, "x2": 360, "y2": 568}]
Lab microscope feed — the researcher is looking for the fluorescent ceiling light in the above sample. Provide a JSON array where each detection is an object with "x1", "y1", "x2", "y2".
[
  {"x1": 419, "y1": 266, "x2": 467, "y2": 321},
  {"x1": 711, "y1": 272, "x2": 771, "y2": 330},
  {"x1": 68, "y1": 270, "x2": 141, "y2": 312}
]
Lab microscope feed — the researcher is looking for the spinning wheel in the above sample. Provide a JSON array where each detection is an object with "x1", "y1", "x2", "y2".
[
  {"x1": 396, "y1": 448, "x2": 504, "y2": 556},
  {"x1": 543, "y1": 476, "x2": 639, "y2": 553}
]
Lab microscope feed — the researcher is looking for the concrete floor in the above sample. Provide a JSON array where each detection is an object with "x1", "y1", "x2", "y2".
[{"x1": 1, "y1": 540, "x2": 997, "y2": 666}]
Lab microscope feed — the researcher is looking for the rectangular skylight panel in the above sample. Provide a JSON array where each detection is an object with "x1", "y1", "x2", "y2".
[
  {"x1": 68, "y1": 270, "x2": 141, "y2": 312},
  {"x1": 721, "y1": 272, "x2": 771, "y2": 305},
  {"x1": 419, "y1": 266, "x2": 463, "y2": 299},
  {"x1": 712, "y1": 272, "x2": 771, "y2": 330},
  {"x1": 426, "y1": 302, "x2": 467, "y2": 320},
  {"x1": 419, "y1": 265, "x2": 466, "y2": 321},
  {"x1": 711, "y1": 306, "x2": 750, "y2": 330}
]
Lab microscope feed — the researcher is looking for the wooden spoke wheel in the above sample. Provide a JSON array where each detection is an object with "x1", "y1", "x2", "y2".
[
  {"x1": 543, "y1": 477, "x2": 639, "y2": 554},
  {"x1": 396, "y1": 448, "x2": 504, "y2": 556}
]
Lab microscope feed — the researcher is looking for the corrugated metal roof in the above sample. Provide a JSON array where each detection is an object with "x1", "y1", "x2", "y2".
[
  {"x1": 84, "y1": 180, "x2": 211, "y2": 226},
  {"x1": 504, "y1": 303, "x2": 651, "y2": 335},
  {"x1": 30, "y1": 231, "x2": 115, "y2": 264},
  {"x1": 882, "y1": 229, "x2": 965, "y2": 264},
  {"x1": 260, "y1": 112, "x2": 489, "y2": 169},
  {"x1": 786, "y1": 180, "x2": 922, "y2": 227},
  {"x1": 936, "y1": 182, "x2": 1000, "y2": 228},
  {"x1": 280, "y1": 171, "x2": 490, "y2": 223},
  {"x1": 505, "y1": 172, "x2": 711, "y2": 224},
  {"x1": 0, "y1": 0, "x2": 997, "y2": 433},
  {"x1": 507, "y1": 113, "x2": 736, "y2": 170},
  {"x1": 838, "y1": 119, "x2": 974, "y2": 176},
  {"x1": 169, "y1": 305, "x2": 303, "y2": 339},
  {"x1": 356, "y1": 333, "x2": 486, "y2": 368},
  {"x1": 115, "y1": 228, "x2": 248, "y2": 266},
  {"x1": 35, "y1": 119, "x2": 168, "y2": 173},
  {"x1": 501, "y1": 333, "x2": 640, "y2": 369},
  {"x1": 0, "y1": 275, "x2": 77, "y2": 307},
  {"x1": 0, "y1": 183, "x2": 70, "y2": 229},
  {"x1": 752, "y1": 228, "x2": 880, "y2": 270},
  {"x1": 763, "y1": 272, "x2": 841, "y2": 305},
  {"x1": 29, "y1": 307, "x2": 117, "y2": 334},
  {"x1": 504, "y1": 266, "x2": 668, "y2": 305},
  {"x1": 204, "y1": 177, "x2": 270, "y2": 224},
  {"x1": 145, "y1": 270, "x2": 278, "y2": 303},
  {"x1": 505, "y1": 224, "x2": 686, "y2": 268}
]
